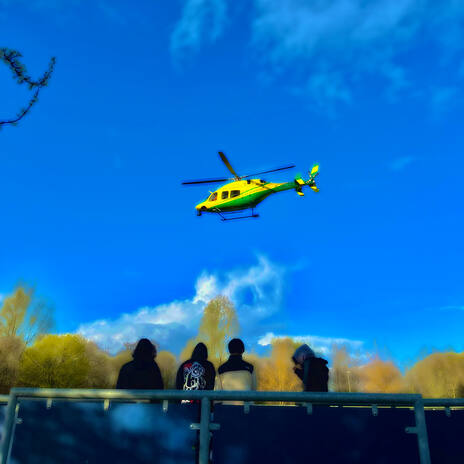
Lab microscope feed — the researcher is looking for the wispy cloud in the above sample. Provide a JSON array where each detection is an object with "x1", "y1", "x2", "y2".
[
  {"x1": 252, "y1": 0, "x2": 464, "y2": 109},
  {"x1": 77, "y1": 256, "x2": 286, "y2": 354},
  {"x1": 389, "y1": 156, "x2": 415, "y2": 171},
  {"x1": 170, "y1": 0, "x2": 227, "y2": 60},
  {"x1": 171, "y1": 0, "x2": 464, "y2": 111},
  {"x1": 440, "y1": 305, "x2": 464, "y2": 311},
  {"x1": 258, "y1": 332, "x2": 364, "y2": 356}
]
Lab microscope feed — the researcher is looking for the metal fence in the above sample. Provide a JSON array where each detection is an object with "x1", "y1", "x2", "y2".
[{"x1": 0, "y1": 388, "x2": 463, "y2": 464}]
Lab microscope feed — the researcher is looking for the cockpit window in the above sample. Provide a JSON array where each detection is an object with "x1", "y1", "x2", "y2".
[
  {"x1": 209, "y1": 192, "x2": 218, "y2": 201},
  {"x1": 231, "y1": 190, "x2": 240, "y2": 198},
  {"x1": 221, "y1": 191, "x2": 229, "y2": 200}
]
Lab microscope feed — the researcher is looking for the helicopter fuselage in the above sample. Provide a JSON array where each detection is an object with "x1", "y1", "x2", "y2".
[{"x1": 195, "y1": 178, "x2": 299, "y2": 214}]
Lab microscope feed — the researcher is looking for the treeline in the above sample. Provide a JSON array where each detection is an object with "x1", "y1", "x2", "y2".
[{"x1": 0, "y1": 287, "x2": 463, "y2": 398}]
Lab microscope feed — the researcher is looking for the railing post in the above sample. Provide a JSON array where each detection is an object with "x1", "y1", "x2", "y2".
[
  {"x1": 0, "y1": 391, "x2": 19, "y2": 464},
  {"x1": 414, "y1": 399, "x2": 431, "y2": 464},
  {"x1": 198, "y1": 397, "x2": 211, "y2": 464}
]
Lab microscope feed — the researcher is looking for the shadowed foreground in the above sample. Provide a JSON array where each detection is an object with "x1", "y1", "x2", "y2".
[{"x1": 0, "y1": 389, "x2": 463, "y2": 464}]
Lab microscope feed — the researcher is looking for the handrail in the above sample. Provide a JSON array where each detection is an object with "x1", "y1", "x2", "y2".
[
  {"x1": 1, "y1": 390, "x2": 462, "y2": 407},
  {"x1": 0, "y1": 388, "x2": 440, "y2": 464},
  {"x1": 3, "y1": 388, "x2": 423, "y2": 404},
  {"x1": 423, "y1": 398, "x2": 464, "y2": 407}
]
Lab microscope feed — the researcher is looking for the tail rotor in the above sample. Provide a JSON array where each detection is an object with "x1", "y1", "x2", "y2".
[{"x1": 308, "y1": 164, "x2": 320, "y2": 192}]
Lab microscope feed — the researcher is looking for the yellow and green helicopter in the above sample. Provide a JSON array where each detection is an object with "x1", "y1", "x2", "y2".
[{"x1": 182, "y1": 152, "x2": 320, "y2": 221}]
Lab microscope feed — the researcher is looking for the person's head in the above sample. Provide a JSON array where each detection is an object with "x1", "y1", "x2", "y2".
[
  {"x1": 228, "y1": 338, "x2": 245, "y2": 355},
  {"x1": 191, "y1": 342, "x2": 208, "y2": 361},
  {"x1": 292, "y1": 344, "x2": 315, "y2": 365},
  {"x1": 132, "y1": 338, "x2": 156, "y2": 362}
]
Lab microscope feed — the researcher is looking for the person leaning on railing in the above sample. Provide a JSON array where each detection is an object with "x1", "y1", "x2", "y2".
[
  {"x1": 214, "y1": 338, "x2": 256, "y2": 405},
  {"x1": 116, "y1": 338, "x2": 164, "y2": 390},
  {"x1": 175, "y1": 342, "x2": 216, "y2": 403},
  {"x1": 292, "y1": 344, "x2": 329, "y2": 392}
]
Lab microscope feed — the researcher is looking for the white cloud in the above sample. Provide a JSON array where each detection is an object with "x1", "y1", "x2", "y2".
[
  {"x1": 252, "y1": 0, "x2": 464, "y2": 108},
  {"x1": 389, "y1": 156, "x2": 415, "y2": 171},
  {"x1": 77, "y1": 256, "x2": 286, "y2": 354},
  {"x1": 0, "y1": 293, "x2": 4, "y2": 304},
  {"x1": 171, "y1": 0, "x2": 464, "y2": 110},
  {"x1": 252, "y1": 0, "x2": 417, "y2": 63},
  {"x1": 170, "y1": 0, "x2": 227, "y2": 59},
  {"x1": 258, "y1": 332, "x2": 364, "y2": 356}
]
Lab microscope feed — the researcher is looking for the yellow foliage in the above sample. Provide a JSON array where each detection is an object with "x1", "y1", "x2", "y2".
[
  {"x1": 360, "y1": 358, "x2": 403, "y2": 393},
  {"x1": 194, "y1": 296, "x2": 239, "y2": 366},
  {"x1": 84, "y1": 341, "x2": 114, "y2": 388},
  {"x1": 157, "y1": 350, "x2": 177, "y2": 388},
  {"x1": 2, "y1": 286, "x2": 463, "y2": 398},
  {"x1": 0, "y1": 336, "x2": 25, "y2": 393},
  {"x1": 405, "y1": 352, "x2": 464, "y2": 398},
  {"x1": 330, "y1": 345, "x2": 362, "y2": 392},
  {"x1": 258, "y1": 338, "x2": 302, "y2": 393},
  {"x1": 0, "y1": 286, "x2": 54, "y2": 344},
  {"x1": 18, "y1": 334, "x2": 90, "y2": 388},
  {"x1": 0, "y1": 287, "x2": 30, "y2": 337}
]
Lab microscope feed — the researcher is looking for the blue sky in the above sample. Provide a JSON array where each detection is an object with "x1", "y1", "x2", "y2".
[{"x1": 1, "y1": 0, "x2": 463, "y2": 366}]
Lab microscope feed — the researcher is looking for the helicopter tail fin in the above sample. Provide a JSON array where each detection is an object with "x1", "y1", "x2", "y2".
[{"x1": 308, "y1": 164, "x2": 319, "y2": 192}]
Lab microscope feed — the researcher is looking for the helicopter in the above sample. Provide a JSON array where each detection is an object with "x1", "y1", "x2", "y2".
[{"x1": 182, "y1": 152, "x2": 320, "y2": 221}]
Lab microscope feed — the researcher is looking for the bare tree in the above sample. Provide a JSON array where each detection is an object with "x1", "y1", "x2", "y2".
[{"x1": 0, "y1": 48, "x2": 56, "y2": 128}]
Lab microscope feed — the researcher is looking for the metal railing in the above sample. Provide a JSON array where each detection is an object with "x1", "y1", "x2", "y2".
[{"x1": 1, "y1": 388, "x2": 461, "y2": 464}]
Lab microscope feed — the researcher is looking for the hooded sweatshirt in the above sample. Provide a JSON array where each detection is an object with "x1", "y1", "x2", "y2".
[
  {"x1": 292, "y1": 344, "x2": 329, "y2": 392},
  {"x1": 116, "y1": 339, "x2": 164, "y2": 390},
  {"x1": 176, "y1": 343, "x2": 216, "y2": 391}
]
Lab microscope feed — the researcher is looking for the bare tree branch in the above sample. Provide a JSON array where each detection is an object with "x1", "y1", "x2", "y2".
[{"x1": 0, "y1": 48, "x2": 56, "y2": 128}]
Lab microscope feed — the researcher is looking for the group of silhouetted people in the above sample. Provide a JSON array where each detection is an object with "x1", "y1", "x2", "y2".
[{"x1": 116, "y1": 337, "x2": 329, "y2": 393}]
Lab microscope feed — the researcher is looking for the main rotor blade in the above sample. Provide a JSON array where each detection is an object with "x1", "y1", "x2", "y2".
[
  {"x1": 241, "y1": 164, "x2": 296, "y2": 179},
  {"x1": 218, "y1": 151, "x2": 240, "y2": 179},
  {"x1": 182, "y1": 177, "x2": 230, "y2": 185}
]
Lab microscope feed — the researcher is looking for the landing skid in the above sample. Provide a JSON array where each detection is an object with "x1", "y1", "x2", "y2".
[{"x1": 214, "y1": 208, "x2": 259, "y2": 221}]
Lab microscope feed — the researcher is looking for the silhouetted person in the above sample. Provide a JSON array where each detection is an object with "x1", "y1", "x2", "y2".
[
  {"x1": 176, "y1": 342, "x2": 216, "y2": 394},
  {"x1": 116, "y1": 338, "x2": 164, "y2": 390},
  {"x1": 176, "y1": 343, "x2": 216, "y2": 464},
  {"x1": 292, "y1": 344, "x2": 329, "y2": 392},
  {"x1": 216, "y1": 339, "x2": 256, "y2": 404}
]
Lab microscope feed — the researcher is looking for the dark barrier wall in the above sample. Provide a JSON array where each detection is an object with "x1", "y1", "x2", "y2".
[
  {"x1": 212, "y1": 404, "x2": 420, "y2": 464},
  {"x1": 9, "y1": 401, "x2": 198, "y2": 464},
  {"x1": 425, "y1": 409, "x2": 464, "y2": 463},
  {"x1": 2, "y1": 400, "x2": 462, "y2": 464}
]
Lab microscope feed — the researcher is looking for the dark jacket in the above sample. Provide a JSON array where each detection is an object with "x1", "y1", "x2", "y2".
[
  {"x1": 116, "y1": 339, "x2": 164, "y2": 390},
  {"x1": 292, "y1": 344, "x2": 329, "y2": 392},
  {"x1": 176, "y1": 343, "x2": 216, "y2": 391}
]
